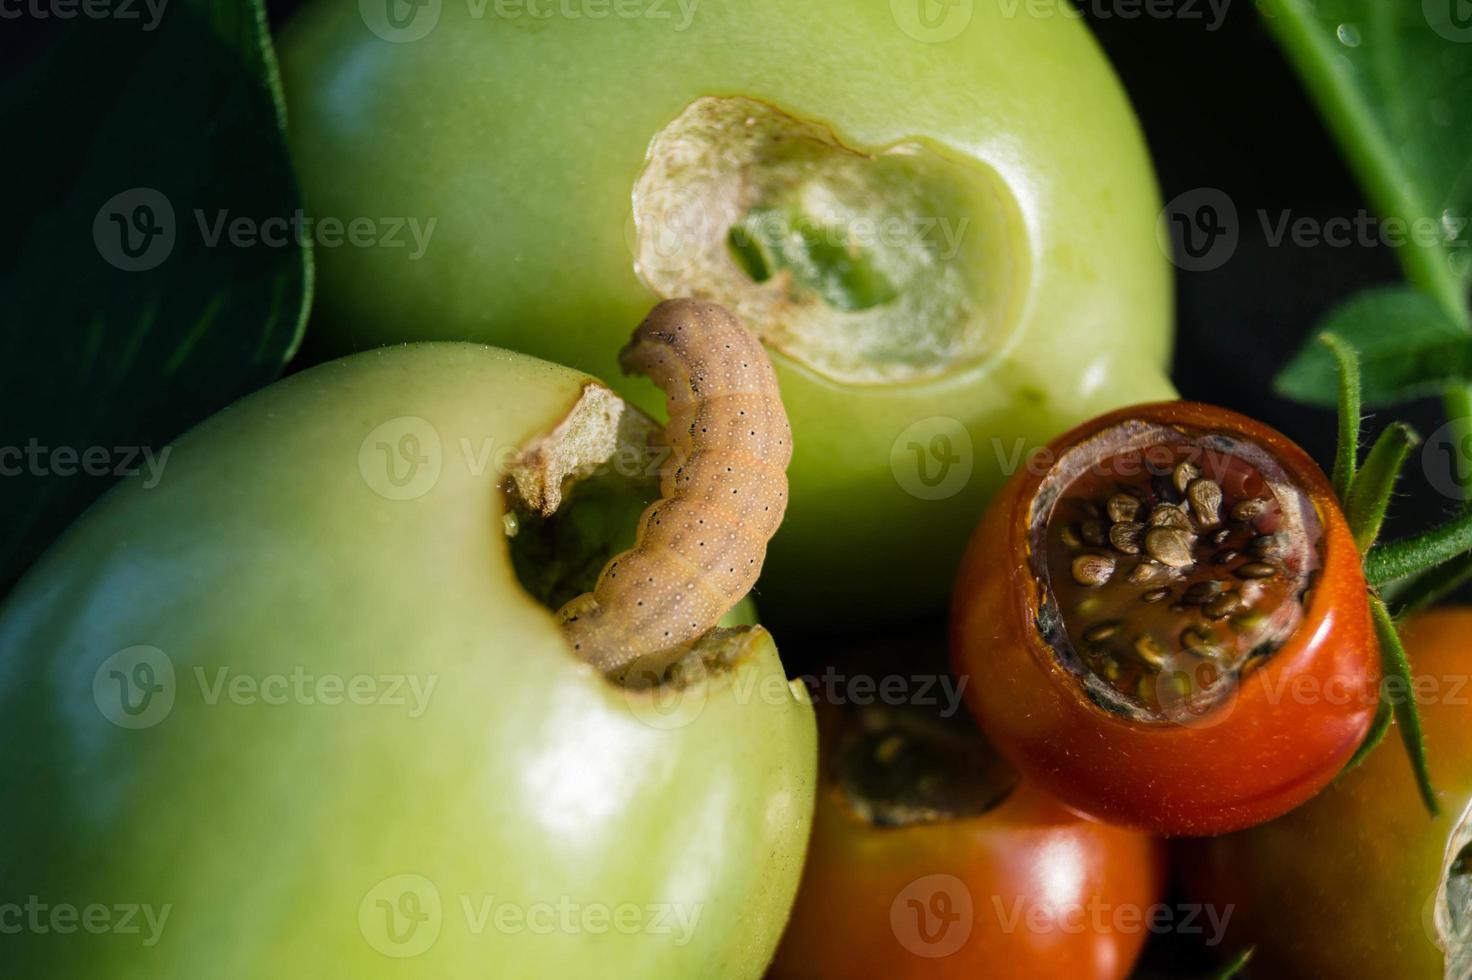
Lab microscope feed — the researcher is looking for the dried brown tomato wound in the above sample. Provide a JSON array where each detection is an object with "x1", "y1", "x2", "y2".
[
  {"x1": 1029, "y1": 421, "x2": 1323, "y2": 722},
  {"x1": 831, "y1": 700, "x2": 1019, "y2": 828}
]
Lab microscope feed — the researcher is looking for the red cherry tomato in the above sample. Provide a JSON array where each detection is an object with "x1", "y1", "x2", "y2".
[
  {"x1": 951, "y1": 401, "x2": 1378, "y2": 836},
  {"x1": 769, "y1": 646, "x2": 1164, "y2": 980}
]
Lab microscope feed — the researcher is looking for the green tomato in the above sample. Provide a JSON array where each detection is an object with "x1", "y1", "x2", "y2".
[
  {"x1": 277, "y1": 0, "x2": 1175, "y2": 625},
  {"x1": 0, "y1": 343, "x2": 815, "y2": 978}
]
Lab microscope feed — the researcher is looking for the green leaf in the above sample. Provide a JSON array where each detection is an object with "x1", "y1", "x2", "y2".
[
  {"x1": 1275, "y1": 288, "x2": 1472, "y2": 407},
  {"x1": 1369, "y1": 596, "x2": 1440, "y2": 816},
  {"x1": 0, "y1": 0, "x2": 312, "y2": 586},
  {"x1": 1258, "y1": 1, "x2": 1472, "y2": 323},
  {"x1": 1345, "y1": 422, "x2": 1418, "y2": 552}
]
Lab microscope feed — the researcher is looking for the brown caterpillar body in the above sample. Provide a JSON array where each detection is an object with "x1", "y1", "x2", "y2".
[{"x1": 559, "y1": 299, "x2": 792, "y2": 673}]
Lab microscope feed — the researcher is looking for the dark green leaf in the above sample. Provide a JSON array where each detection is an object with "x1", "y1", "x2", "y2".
[
  {"x1": 0, "y1": 0, "x2": 311, "y2": 586},
  {"x1": 1275, "y1": 288, "x2": 1472, "y2": 407},
  {"x1": 1259, "y1": 1, "x2": 1472, "y2": 321}
]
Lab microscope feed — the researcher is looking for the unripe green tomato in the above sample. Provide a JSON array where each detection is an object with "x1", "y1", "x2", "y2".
[
  {"x1": 0, "y1": 344, "x2": 816, "y2": 978},
  {"x1": 276, "y1": 0, "x2": 1175, "y2": 625}
]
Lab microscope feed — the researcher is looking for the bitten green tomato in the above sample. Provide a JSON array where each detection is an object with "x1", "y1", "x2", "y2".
[
  {"x1": 1184, "y1": 608, "x2": 1472, "y2": 978},
  {"x1": 0, "y1": 344, "x2": 815, "y2": 978},
  {"x1": 277, "y1": 0, "x2": 1174, "y2": 625}
]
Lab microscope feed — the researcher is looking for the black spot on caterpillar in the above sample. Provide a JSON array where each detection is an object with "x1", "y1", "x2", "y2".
[{"x1": 559, "y1": 299, "x2": 792, "y2": 673}]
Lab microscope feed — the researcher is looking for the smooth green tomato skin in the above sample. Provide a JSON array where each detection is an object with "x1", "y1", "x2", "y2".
[
  {"x1": 278, "y1": 0, "x2": 1175, "y2": 624},
  {"x1": 0, "y1": 345, "x2": 816, "y2": 978}
]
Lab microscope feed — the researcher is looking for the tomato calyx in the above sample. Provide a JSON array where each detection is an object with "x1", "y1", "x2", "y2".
[
  {"x1": 1035, "y1": 420, "x2": 1324, "y2": 722},
  {"x1": 830, "y1": 699, "x2": 1019, "y2": 828},
  {"x1": 1317, "y1": 331, "x2": 1472, "y2": 814}
]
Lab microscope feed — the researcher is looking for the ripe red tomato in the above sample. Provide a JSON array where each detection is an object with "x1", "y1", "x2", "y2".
[
  {"x1": 951, "y1": 401, "x2": 1378, "y2": 836},
  {"x1": 769, "y1": 646, "x2": 1164, "y2": 980},
  {"x1": 1183, "y1": 607, "x2": 1472, "y2": 978}
]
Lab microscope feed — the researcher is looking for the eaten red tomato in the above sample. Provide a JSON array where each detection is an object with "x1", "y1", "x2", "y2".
[
  {"x1": 770, "y1": 643, "x2": 1164, "y2": 979},
  {"x1": 951, "y1": 401, "x2": 1378, "y2": 836}
]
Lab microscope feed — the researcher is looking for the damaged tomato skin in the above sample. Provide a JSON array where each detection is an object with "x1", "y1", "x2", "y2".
[
  {"x1": 1183, "y1": 609, "x2": 1472, "y2": 979},
  {"x1": 951, "y1": 401, "x2": 1377, "y2": 837},
  {"x1": 0, "y1": 344, "x2": 816, "y2": 978},
  {"x1": 277, "y1": 0, "x2": 1174, "y2": 628},
  {"x1": 769, "y1": 706, "x2": 1164, "y2": 980}
]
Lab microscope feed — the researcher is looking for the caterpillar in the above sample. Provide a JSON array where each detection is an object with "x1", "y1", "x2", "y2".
[{"x1": 559, "y1": 298, "x2": 793, "y2": 674}]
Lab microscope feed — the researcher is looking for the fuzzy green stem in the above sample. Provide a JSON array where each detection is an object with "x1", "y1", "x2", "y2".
[
  {"x1": 1368, "y1": 595, "x2": 1439, "y2": 816},
  {"x1": 1345, "y1": 423, "x2": 1418, "y2": 553},
  {"x1": 1388, "y1": 552, "x2": 1472, "y2": 619},
  {"x1": 1366, "y1": 510, "x2": 1472, "y2": 587},
  {"x1": 1321, "y1": 332, "x2": 1361, "y2": 501}
]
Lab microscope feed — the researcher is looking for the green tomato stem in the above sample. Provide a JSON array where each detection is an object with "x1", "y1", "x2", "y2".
[
  {"x1": 1320, "y1": 332, "x2": 1360, "y2": 501},
  {"x1": 1368, "y1": 595, "x2": 1439, "y2": 816},
  {"x1": 1345, "y1": 422, "x2": 1418, "y2": 554}
]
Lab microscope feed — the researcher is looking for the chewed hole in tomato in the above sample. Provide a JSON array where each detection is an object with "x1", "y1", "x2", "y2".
[
  {"x1": 831, "y1": 700, "x2": 1019, "y2": 828},
  {"x1": 1030, "y1": 421, "x2": 1325, "y2": 722}
]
